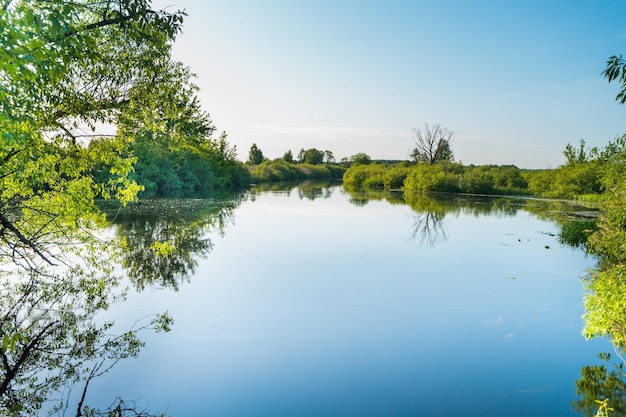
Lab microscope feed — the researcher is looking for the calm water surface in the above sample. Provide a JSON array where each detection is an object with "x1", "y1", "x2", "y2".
[{"x1": 90, "y1": 183, "x2": 609, "y2": 416}]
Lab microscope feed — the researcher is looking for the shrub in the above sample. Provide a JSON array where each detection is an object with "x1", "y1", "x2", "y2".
[
  {"x1": 343, "y1": 164, "x2": 385, "y2": 189},
  {"x1": 403, "y1": 164, "x2": 460, "y2": 192},
  {"x1": 459, "y1": 167, "x2": 495, "y2": 194},
  {"x1": 383, "y1": 166, "x2": 412, "y2": 190}
]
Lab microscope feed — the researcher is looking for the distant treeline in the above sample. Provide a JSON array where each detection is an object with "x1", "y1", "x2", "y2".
[
  {"x1": 249, "y1": 160, "x2": 346, "y2": 183},
  {"x1": 245, "y1": 145, "x2": 350, "y2": 183},
  {"x1": 343, "y1": 138, "x2": 624, "y2": 200},
  {"x1": 100, "y1": 134, "x2": 621, "y2": 201}
]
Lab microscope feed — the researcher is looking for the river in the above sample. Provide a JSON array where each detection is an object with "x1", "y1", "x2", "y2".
[{"x1": 86, "y1": 182, "x2": 610, "y2": 416}]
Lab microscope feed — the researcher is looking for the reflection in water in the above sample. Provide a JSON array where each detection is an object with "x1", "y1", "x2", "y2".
[
  {"x1": 297, "y1": 184, "x2": 334, "y2": 201},
  {"x1": 251, "y1": 180, "x2": 340, "y2": 201},
  {"x1": 0, "y1": 237, "x2": 171, "y2": 415},
  {"x1": 106, "y1": 196, "x2": 243, "y2": 291},
  {"x1": 576, "y1": 262, "x2": 626, "y2": 416},
  {"x1": 409, "y1": 212, "x2": 447, "y2": 246},
  {"x1": 3, "y1": 181, "x2": 603, "y2": 415},
  {"x1": 0, "y1": 195, "x2": 244, "y2": 415},
  {"x1": 574, "y1": 352, "x2": 626, "y2": 416},
  {"x1": 343, "y1": 187, "x2": 601, "y2": 248}
]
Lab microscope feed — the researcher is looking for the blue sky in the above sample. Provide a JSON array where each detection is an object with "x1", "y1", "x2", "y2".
[{"x1": 154, "y1": 0, "x2": 626, "y2": 168}]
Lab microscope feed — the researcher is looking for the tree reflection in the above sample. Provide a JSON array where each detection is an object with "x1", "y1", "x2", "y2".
[
  {"x1": 341, "y1": 187, "x2": 405, "y2": 207},
  {"x1": 573, "y1": 352, "x2": 626, "y2": 416},
  {"x1": 251, "y1": 180, "x2": 339, "y2": 201},
  {"x1": 0, "y1": 194, "x2": 244, "y2": 415},
  {"x1": 409, "y1": 212, "x2": 447, "y2": 246},
  {"x1": 342, "y1": 188, "x2": 599, "y2": 249},
  {"x1": 296, "y1": 183, "x2": 334, "y2": 201},
  {"x1": 0, "y1": 239, "x2": 171, "y2": 416},
  {"x1": 106, "y1": 196, "x2": 243, "y2": 291}
]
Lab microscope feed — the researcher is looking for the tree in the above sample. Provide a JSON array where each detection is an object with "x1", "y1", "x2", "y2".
[
  {"x1": 1, "y1": 0, "x2": 188, "y2": 268},
  {"x1": 298, "y1": 148, "x2": 325, "y2": 165},
  {"x1": 283, "y1": 149, "x2": 294, "y2": 163},
  {"x1": 350, "y1": 153, "x2": 372, "y2": 165},
  {"x1": 564, "y1": 139, "x2": 593, "y2": 165},
  {"x1": 247, "y1": 143, "x2": 264, "y2": 165},
  {"x1": 0, "y1": 0, "x2": 193, "y2": 414},
  {"x1": 297, "y1": 148, "x2": 307, "y2": 163},
  {"x1": 604, "y1": 55, "x2": 626, "y2": 104},
  {"x1": 577, "y1": 54, "x2": 626, "y2": 362},
  {"x1": 323, "y1": 150, "x2": 336, "y2": 164},
  {"x1": 410, "y1": 123, "x2": 454, "y2": 164}
]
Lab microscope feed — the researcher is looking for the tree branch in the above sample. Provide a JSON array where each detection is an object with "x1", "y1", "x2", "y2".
[{"x1": 0, "y1": 212, "x2": 57, "y2": 266}]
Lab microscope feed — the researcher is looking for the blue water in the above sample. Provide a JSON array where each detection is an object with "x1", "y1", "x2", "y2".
[{"x1": 87, "y1": 185, "x2": 609, "y2": 416}]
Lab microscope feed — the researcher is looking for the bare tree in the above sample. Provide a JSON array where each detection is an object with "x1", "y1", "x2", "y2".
[{"x1": 410, "y1": 123, "x2": 454, "y2": 164}]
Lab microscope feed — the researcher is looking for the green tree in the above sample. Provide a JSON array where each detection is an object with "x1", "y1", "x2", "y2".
[
  {"x1": 1, "y1": 0, "x2": 188, "y2": 265},
  {"x1": 248, "y1": 143, "x2": 265, "y2": 165},
  {"x1": 410, "y1": 124, "x2": 454, "y2": 164},
  {"x1": 283, "y1": 149, "x2": 294, "y2": 163},
  {"x1": 298, "y1": 148, "x2": 325, "y2": 165},
  {"x1": 564, "y1": 139, "x2": 596, "y2": 165},
  {"x1": 350, "y1": 152, "x2": 372, "y2": 165},
  {"x1": 604, "y1": 55, "x2": 626, "y2": 104},
  {"x1": 578, "y1": 53, "x2": 626, "y2": 362},
  {"x1": 0, "y1": 0, "x2": 192, "y2": 414},
  {"x1": 323, "y1": 150, "x2": 336, "y2": 164}
]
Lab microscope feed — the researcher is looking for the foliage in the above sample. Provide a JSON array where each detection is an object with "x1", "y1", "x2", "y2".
[
  {"x1": 296, "y1": 148, "x2": 334, "y2": 165},
  {"x1": 247, "y1": 143, "x2": 265, "y2": 165},
  {"x1": 383, "y1": 166, "x2": 412, "y2": 189},
  {"x1": 560, "y1": 219, "x2": 598, "y2": 249},
  {"x1": 323, "y1": 150, "x2": 336, "y2": 164},
  {"x1": 250, "y1": 160, "x2": 345, "y2": 183},
  {"x1": 523, "y1": 138, "x2": 618, "y2": 199},
  {"x1": 573, "y1": 134, "x2": 626, "y2": 361},
  {"x1": 597, "y1": 135, "x2": 626, "y2": 193},
  {"x1": 552, "y1": 163, "x2": 602, "y2": 198},
  {"x1": 583, "y1": 265, "x2": 626, "y2": 349},
  {"x1": 282, "y1": 149, "x2": 294, "y2": 163},
  {"x1": 0, "y1": 0, "x2": 202, "y2": 414},
  {"x1": 0, "y1": 262, "x2": 172, "y2": 417},
  {"x1": 404, "y1": 163, "x2": 460, "y2": 193},
  {"x1": 564, "y1": 140, "x2": 597, "y2": 165},
  {"x1": 588, "y1": 181, "x2": 626, "y2": 265},
  {"x1": 130, "y1": 131, "x2": 249, "y2": 198},
  {"x1": 410, "y1": 123, "x2": 454, "y2": 164},
  {"x1": 0, "y1": 0, "x2": 182, "y2": 269},
  {"x1": 106, "y1": 197, "x2": 241, "y2": 291},
  {"x1": 343, "y1": 164, "x2": 386, "y2": 189},
  {"x1": 573, "y1": 352, "x2": 626, "y2": 417},
  {"x1": 458, "y1": 166, "x2": 495, "y2": 194},
  {"x1": 344, "y1": 161, "x2": 531, "y2": 195},
  {"x1": 350, "y1": 152, "x2": 372, "y2": 166},
  {"x1": 604, "y1": 55, "x2": 626, "y2": 104}
]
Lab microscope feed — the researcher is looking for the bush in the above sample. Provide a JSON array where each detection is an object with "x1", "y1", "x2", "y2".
[
  {"x1": 343, "y1": 164, "x2": 386, "y2": 189},
  {"x1": 252, "y1": 160, "x2": 346, "y2": 183},
  {"x1": 383, "y1": 166, "x2": 412, "y2": 189},
  {"x1": 403, "y1": 164, "x2": 460, "y2": 192}
]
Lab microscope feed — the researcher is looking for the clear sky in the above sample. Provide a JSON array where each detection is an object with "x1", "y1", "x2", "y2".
[{"x1": 154, "y1": 0, "x2": 626, "y2": 168}]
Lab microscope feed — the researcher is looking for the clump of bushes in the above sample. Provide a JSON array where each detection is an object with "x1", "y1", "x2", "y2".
[
  {"x1": 403, "y1": 163, "x2": 461, "y2": 193},
  {"x1": 250, "y1": 160, "x2": 346, "y2": 183},
  {"x1": 343, "y1": 162, "x2": 532, "y2": 195}
]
